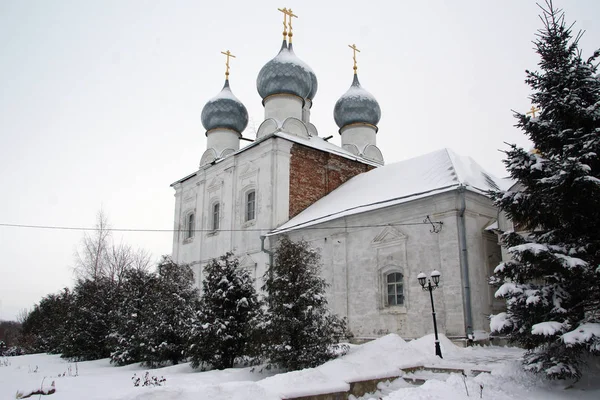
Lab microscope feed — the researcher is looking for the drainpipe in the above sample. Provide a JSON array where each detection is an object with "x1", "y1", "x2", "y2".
[
  {"x1": 457, "y1": 186, "x2": 474, "y2": 338},
  {"x1": 260, "y1": 235, "x2": 274, "y2": 275}
]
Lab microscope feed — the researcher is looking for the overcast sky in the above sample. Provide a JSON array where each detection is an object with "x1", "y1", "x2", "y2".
[{"x1": 1, "y1": 0, "x2": 599, "y2": 320}]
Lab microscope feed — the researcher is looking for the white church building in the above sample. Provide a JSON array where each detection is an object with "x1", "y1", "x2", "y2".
[{"x1": 170, "y1": 15, "x2": 508, "y2": 341}]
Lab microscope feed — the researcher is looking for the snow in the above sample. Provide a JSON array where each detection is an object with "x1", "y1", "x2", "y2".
[
  {"x1": 272, "y1": 149, "x2": 508, "y2": 234},
  {"x1": 562, "y1": 323, "x2": 600, "y2": 348},
  {"x1": 531, "y1": 321, "x2": 564, "y2": 336},
  {"x1": 339, "y1": 83, "x2": 378, "y2": 102},
  {"x1": 490, "y1": 312, "x2": 511, "y2": 333},
  {"x1": 2, "y1": 334, "x2": 598, "y2": 399},
  {"x1": 206, "y1": 85, "x2": 242, "y2": 103}
]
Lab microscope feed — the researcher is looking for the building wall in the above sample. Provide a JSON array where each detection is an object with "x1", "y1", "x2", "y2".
[
  {"x1": 282, "y1": 189, "x2": 501, "y2": 340},
  {"x1": 171, "y1": 137, "x2": 294, "y2": 289},
  {"x1": 288, "y1": 144, "x2": 374, "y2": 218}
]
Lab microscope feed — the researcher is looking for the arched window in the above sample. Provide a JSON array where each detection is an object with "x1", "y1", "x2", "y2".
[
  {"x1": 186, "y1": 212, "x2": 195, "y2": 239},
  {"x1": 386, "y1": 272, "x2": 404, "y2": 306},
  {"x1": 212, "y1": 202, "x2": 220, "y2": 231},
  {"x1": 245, "y1": 190, "x2": 256, "y2": 222}
]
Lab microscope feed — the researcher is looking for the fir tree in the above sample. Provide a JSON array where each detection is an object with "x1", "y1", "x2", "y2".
[
  {"x1": 262, "y1": 236, "x2": 347, "y2": 371},
  {"x1": 189, "y1": 252, "x2": 262, "y2": 370},
  {"x1": 490, "y1": 1, "x2": 600, "y2": 380}
]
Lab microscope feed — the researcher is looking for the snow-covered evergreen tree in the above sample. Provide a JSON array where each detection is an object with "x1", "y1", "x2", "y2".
[
  {"x1": 20, "y1": 288, "x2": 73, "y2": 354},
  {"x1": 109, "y1": 268, "x2": 159, "y2": 366},
  {"x1": 62, "y1": 277, "x2": 117, "y2": 361},
  {"x1": 262, "y1": 236, "x2": 347, "y2": 371},
  {"x1": 490, "y1": 0, "x2": 600, "y2": 380},
  {"x1": 111, "y1": 256, "x2": 198, "y2": 366},
  {"x1": 147, "y1": 256, "x2": 199, "y2": 366},
  {"x1": 189, "y1": 252, "x2": 262, "y2": 370}
]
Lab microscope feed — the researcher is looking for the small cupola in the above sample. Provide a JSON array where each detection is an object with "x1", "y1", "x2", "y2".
[
  {"x1": 200, "y1": 51, "x2": 248, "y2": 166},
  {"x1": 333, "y1": 44, "x2": 383, "y2": 164}
]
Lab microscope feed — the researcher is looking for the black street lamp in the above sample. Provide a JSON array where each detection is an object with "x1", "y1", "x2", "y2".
[{"x1": 418, "y1": 270, "x2": 443, "y2": 359}]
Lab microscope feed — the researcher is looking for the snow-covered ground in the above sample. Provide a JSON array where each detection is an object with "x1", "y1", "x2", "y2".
[{"x1": 1, "y1": 334, "x2": 597, "y2": 399}]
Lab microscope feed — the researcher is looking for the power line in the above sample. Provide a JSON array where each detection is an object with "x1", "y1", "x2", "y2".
[{"x1": 0, "y1": 221, "x2": 443, "y2": 233}]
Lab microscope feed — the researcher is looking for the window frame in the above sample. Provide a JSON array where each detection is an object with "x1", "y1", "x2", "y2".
[
  {"x1": 212, "y1": 202, "x2": 220, "y2": 231},
  {"x1": 184, "y1": 211, "x2": 195, "y2": 241},
  {"x1": 245, "y1": 190, "x2": 256, "y2": 222},
  {"x1": 386, "y1": 272, "x2": 404, "y2": 306}
]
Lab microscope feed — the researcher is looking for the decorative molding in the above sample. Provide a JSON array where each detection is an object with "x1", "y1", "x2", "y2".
[{"x1": 371, "y1": 226, "x2": 407, "y2": 249}]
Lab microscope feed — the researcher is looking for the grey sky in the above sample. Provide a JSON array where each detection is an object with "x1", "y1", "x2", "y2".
[{"x1": 1, "y1": 0, "x2": 599, "y2": 320}]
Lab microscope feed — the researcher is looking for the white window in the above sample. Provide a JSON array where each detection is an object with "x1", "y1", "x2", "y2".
[
  {"x1": 212, "y1": 203, "x2": 220, "y2": 231},
  {"x1": 245, "y1": 190, "x2": 256, "y2": 222},
  {"x1": 186, "y1": 213, "x2": 195, "y2": 240},
  {"x1": 386, "y1": 272, "x2": 404, "y2": 306}
]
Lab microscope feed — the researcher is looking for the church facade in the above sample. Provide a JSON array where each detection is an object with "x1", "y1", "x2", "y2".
[{"x1": 171, "y1": 13, "x2": 507, "y2": 341}]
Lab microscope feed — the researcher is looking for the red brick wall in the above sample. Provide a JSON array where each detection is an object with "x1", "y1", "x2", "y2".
[{"x1": 289, "y1": 144, "x2": 375, "y2": 218}]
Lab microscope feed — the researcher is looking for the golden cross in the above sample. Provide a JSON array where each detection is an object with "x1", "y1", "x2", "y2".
[
  {"x1": 285, "y1": 8, "x2": 298, "y2": 42},
  {"x1": 277, "y1": 7, "x2": 289, "y2": 39},
  {"x1": 348, "y1": 44, "x2": 360, "y2": 74},
  {"x1": 526, "y1": 105, "x2": 540, "y2": 118},
  {"x1": 220, "y1": 50, "x2": 236, "y2": 79}
]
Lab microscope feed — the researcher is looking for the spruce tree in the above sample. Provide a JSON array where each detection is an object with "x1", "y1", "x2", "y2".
[
  {"x1": 189, "y1": 252, "x2": 262, "y2": 369},
  {"x1": 490, "y1": 1, "x2": 600, "y2": 380},
  {"x1": 262, "y1": 236, "x2": 347, "y2": 371}
]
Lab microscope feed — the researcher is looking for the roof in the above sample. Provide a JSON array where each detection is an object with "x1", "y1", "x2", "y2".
[
  {"x1": 170, "y1": 130, "x2": 379, "y2": 187},
  {"x1": 271, "y1": 148, "x2": 509, "y2": 234}
]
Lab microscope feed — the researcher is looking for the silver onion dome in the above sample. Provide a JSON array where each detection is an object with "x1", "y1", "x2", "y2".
[
  {"x1": 334, "y1": 74, "x2": 381, "y2": 130},
  {"x1": 201, "y1": 79, "x2": 248, "y2": 134},
  {"x1": 257, "y1": 40, "x2": 314, "y2": 101}
]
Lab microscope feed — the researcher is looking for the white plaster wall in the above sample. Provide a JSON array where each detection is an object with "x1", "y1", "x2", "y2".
[
  {"x1": 283, "y1": 190, "x2": 500, "y2": 340},
  {"x1": 206, "y1": 129, "x2": 240, "y2": 156},
  {"x1": 340, "y1": 124, "x2": 377, "y2": 154},
  {"x1": 264, "y1": 95, "x2": 303, "y2": 122},
  {"x1": 172, "y1": 137, "x2": 293, "y2": 291}
]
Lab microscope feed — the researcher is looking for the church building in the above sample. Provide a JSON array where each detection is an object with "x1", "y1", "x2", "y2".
[{"x1": 171, "y1": 10, "x2": 508, "y2": 342}]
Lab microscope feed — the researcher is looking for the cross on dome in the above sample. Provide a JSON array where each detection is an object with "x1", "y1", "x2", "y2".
[
  {"x1": 220, "y1": 50, "x2": 236, "y2": 79},
  {"x1": 348, "y1": 44, "x2": 360, "y2": 74}
]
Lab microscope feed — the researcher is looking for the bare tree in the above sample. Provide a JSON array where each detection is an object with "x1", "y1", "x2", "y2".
[
  {"x1": 105, "y1": 243, "x2": 152, "y2": 283},
  {"x1": 74, "y1": 209, "x2": 153, "y2": 282},
  {"x1": 74, "y1": 209, "x2": 111, "y2": 281}
]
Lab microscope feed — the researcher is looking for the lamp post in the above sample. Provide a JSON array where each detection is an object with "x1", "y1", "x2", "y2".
[{"x1": 418, "y1": 270, "x2": 443, "y2": 359}]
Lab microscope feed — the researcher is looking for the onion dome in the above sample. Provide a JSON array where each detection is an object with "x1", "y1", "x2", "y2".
[
  {"x1": 257, "y1": 40, "x2": 315, "y2": 101},
  {"x1": 201, "y1": 79, "x2": 248, "y2": 134},
  {"x1": 334, "y1": 74, "x2": 381, "y2": 130}
]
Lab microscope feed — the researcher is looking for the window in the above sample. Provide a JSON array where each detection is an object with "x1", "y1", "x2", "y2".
[
  {"x1": 212, "y1": 203, "x2": 220, "y2": 231},
  {"x1": 386, "y1": 272, "x2": 404, "y2": 306},
  {"x1": 186, "y1": 213, "x2": 195, "y2": 239},
  {"x1": 245, "y1": 190, "x2": 256, "y2": 222}
]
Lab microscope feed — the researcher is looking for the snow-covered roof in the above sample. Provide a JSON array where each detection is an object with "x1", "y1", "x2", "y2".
[
  {"x1": 271, "y1": 148, "x2": 508, "y2": 234},
  {"x1": 171, "y1": 130, "x2": 379, "y2": 186}
]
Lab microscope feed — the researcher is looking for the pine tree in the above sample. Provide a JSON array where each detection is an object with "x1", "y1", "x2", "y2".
[
  {"x1": 490, "y1": 0, "x2": 600, "y2": 380},
  {"x1": 262, "y1": 236, "x2": 347, "y2": 371},
  {"x1": 189, "y1": 252, "x2": 262, "y2": 370}
]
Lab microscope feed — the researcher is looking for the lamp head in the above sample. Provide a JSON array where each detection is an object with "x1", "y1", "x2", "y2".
[
  {"x1": 431, "y1": 270, "x2": 441, "y2": 286},
  {"x1": 417, "y1": 272, "x2": 427, "y2": 288}
]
